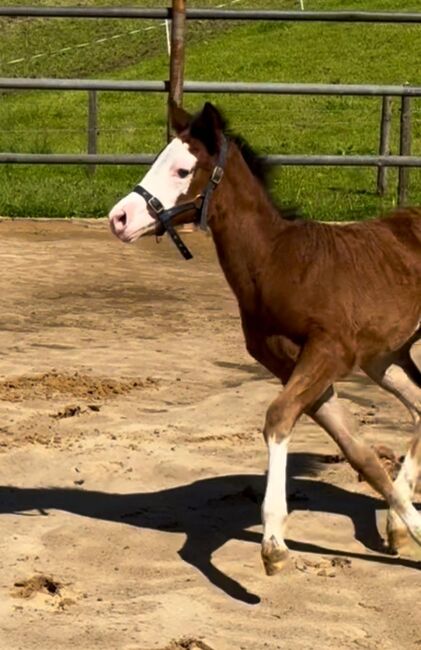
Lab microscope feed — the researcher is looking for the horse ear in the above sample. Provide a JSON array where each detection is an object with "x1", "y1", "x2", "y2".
[
  {"x1": 200, "y1": 102, "x2": 225, "y2": 130},
  {"x1": 190, "y1": 102, "x2": 225, "y2": 155},
  {"x1": 169, "y1": 99, "x2": 192, "y2": 134}
]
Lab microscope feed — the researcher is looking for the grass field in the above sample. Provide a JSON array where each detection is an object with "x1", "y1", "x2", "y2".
[{"x1": 1, "y1": 0, "x2": 421, "y2": 219}]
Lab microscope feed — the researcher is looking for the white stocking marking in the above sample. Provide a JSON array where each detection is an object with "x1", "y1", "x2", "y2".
[{"x1": 262, "y1": 437, "x2": 290, "y2": 550}]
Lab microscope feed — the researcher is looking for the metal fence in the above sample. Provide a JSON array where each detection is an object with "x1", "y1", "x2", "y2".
[
  {"x1": 2, "y1": 7, "x2": 421, "y2": 22},
  {"x1": 2, "y1": 4, "x2": 421, "y2": 203}
]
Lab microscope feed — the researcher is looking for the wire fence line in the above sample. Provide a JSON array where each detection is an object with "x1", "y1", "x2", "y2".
[
  {"x1": 5, "y1": 119, "x2": 420, "y2": 134},
  {"x1": 3, "y1": 0, "x2": 245, "y2": 66},
  {"x1": 5, "y1": 24, "x2": 162, "y2": 66}
]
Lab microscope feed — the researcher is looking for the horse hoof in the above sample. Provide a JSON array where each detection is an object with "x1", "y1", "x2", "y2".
[
  {"x1": 261, "y1": 539, "x2": 289, "y2": 576},
  {"x1": 388, "y1": 528, "x2": 421, "y2": 561},
  {"x1": 387, "y1": 526, "x2": 409, "y2": 553}
]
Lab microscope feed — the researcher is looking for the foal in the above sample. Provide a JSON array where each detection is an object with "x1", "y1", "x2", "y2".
[{"x1": 109, "y1": 102, "x2": 421, "y2": 575}]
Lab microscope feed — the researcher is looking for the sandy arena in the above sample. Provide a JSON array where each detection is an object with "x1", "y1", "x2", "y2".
[{"x1": 0, "y1": 220, "x2": 419, "y2": 650}]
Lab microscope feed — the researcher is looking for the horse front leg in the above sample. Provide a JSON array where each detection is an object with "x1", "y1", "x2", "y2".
[
  {"x1": 241, "y1": 326, "x2": 298, "y2": 574},
  {"x1": 260, "y1": 431, "x2": 291, "y2": 575},
  {"x1": 260, "y1": 335, "x2": 351, "y2": 575}
]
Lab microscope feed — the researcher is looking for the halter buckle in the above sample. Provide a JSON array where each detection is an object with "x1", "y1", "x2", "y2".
[
  {"x1": 211, "y1": 166, "x2": 224, "y2": 185},
  {"x1": 148, "y1": 196, "x2": 164, "y2": 214}
]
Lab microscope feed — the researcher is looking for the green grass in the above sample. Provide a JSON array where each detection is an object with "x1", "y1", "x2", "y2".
[{"x1": 1, "y1": 0, "x2": 421, "y2": 219}]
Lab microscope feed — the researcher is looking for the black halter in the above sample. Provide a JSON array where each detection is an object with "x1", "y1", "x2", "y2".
[{"x1": 132, "y1": 136, "x2": 228, "y2": 260}]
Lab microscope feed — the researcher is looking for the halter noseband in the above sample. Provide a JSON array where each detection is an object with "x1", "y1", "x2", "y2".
[{"x1": 132, "y1": 136, "x2": 228, "y2": 260}]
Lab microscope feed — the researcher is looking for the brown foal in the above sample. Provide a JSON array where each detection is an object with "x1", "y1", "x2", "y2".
[{"x1": 109, "y1": 102, "x2": 421, "y2": 575}]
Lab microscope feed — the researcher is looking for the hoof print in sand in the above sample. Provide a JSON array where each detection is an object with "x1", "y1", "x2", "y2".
[{"x1": 294, "y1": 555, "x2": 352, "y2": 577}]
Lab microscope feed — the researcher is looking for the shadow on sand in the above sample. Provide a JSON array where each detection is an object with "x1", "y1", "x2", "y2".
[{"x1": 1, "y1": 453, "x2": 419, "y2": 604}]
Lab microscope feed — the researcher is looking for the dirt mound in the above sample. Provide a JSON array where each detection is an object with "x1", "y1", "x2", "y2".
[
  {"x1": 12, "y1": 575, "x2": 61, "y2": 599},
  {"x1": 11, "y1": 575, "x2": 76, "y2": 611},
  {"x1": 160, "y1": 640, "x2": 215, "y2": 650},
  {"x1": 0, "y1": 371, "x2": 158, "y2": 402}
]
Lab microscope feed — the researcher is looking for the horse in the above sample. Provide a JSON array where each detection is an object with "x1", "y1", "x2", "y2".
[{"x1": 108, "y1": 101, "x2": 421, "y2": 576}]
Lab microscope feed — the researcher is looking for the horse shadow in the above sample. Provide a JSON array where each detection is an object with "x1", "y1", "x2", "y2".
[{"x1": 0, "y1": 452, "x2": 419, "y2": 604}]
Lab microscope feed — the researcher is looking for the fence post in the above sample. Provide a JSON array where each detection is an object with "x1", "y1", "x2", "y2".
[
  {"x1": 376, "y1": 95, "x2": 392, "y2": 196},
  {"x1": 87, "y1": 90, "x2": 98, "y2": 175},
  {"x1": 167, "y1": 0, "x2": 186, "y2": 140},
  {"x1": 397, "y1": 94, "x2": 411, "y2": 206}
]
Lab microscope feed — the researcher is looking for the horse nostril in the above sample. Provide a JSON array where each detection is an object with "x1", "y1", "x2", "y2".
[
  {"x1": 117, "y1": 212, "x2": 127, "y2": 227},
  {"x1": 109, "y1": 210, "x2": 128, "y2": 237}
]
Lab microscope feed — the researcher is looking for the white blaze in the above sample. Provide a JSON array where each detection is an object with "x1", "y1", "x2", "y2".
[{"x1": 109, "y1": 138, "x2": 197, "y2": 244}]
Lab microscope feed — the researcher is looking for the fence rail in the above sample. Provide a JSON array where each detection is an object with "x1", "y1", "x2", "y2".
[
  {"x1": 2, "y1": 78, "x2": 421, "y2": 97},
  {"x1": 2, "y1": 8, "x2": 421, "y2": 23},
  {"x1": 2, "y1": 153, "x2": 421, "y2": 167}
]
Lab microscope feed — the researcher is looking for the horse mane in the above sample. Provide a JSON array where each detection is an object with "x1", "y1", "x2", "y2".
[
  {"x1": 189, "y1": 105, "x2": 302, "y2": 221},
  {"x1": 224, "y1": 121, "x2": 301, "y2": 221}
]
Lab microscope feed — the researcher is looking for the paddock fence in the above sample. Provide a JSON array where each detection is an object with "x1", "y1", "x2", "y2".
[{"x1": 2, "y1": 4, "x2": 421, "y2": 204}]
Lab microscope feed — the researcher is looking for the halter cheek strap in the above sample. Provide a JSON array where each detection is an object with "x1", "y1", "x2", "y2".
[
  {"x1": 132, "y1": 135, "x2": 228, "y2": 260},
  {"x1": 199, "y1": 137, "x2": 228, "y2": 232},
  {"x1": 132, "y1": 185, "x2": 196, "y2": 260}
]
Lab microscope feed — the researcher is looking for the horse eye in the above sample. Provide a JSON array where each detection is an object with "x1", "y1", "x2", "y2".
[{"x1": 177, "y1": 168, "x2": 190, "y2": 179}]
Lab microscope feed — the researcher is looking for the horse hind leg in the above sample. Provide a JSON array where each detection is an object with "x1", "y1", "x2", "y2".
[
  {"x1": 311, "y1": 384, "x2": 421, "y2": 555},
  {"x1": 363, "y1": 350, "x2": 421, "y2": 557},
  {"x1": 387, "y1": 423, "x2": 421, "y2": 557}
]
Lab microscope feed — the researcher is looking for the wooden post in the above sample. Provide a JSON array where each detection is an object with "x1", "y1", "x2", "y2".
[
  {"x1": 167, "y1": 0, "x2": 186, "y2": 141},
  {"x1": 87, "y1": 90, "x2": 98, "y2": 176},
  {"x1": 376, "y1": 96, "x2": 392, "y2": 197},
  {"x1": 398, "y1": 95, "x2": 411, "y2": 206}
]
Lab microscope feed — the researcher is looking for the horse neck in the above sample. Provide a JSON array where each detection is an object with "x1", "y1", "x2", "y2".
[{"x1": 207, "y1": 144, "x2": 288, "y2": 309}]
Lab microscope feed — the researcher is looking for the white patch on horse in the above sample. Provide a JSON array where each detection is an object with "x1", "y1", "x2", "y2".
[
  {"x1": 262, "y1": 437, "x2": 289, "y2": 550},
  {"x1": 109, "y1": 138, "x2": 197, "y2": 243}
]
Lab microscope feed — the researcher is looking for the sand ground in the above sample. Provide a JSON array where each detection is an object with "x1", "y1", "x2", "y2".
[{"x1": 0, "y1": 220, "x2": 419, "y2": 650}]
